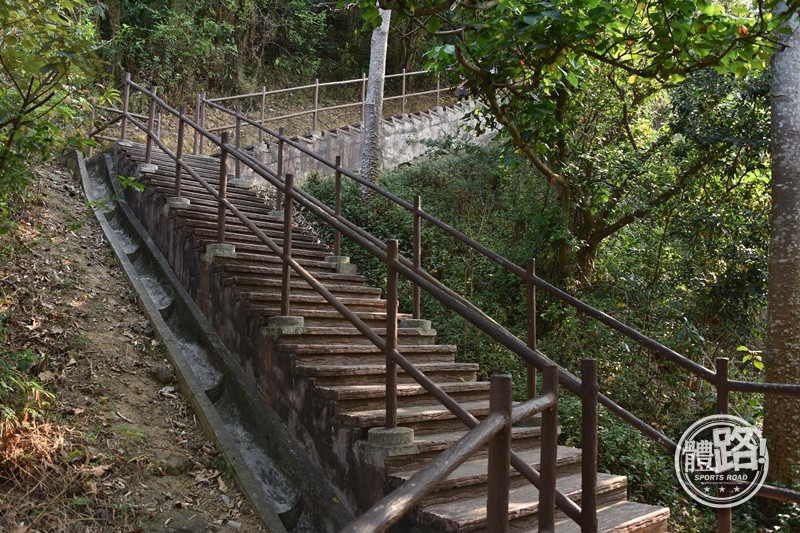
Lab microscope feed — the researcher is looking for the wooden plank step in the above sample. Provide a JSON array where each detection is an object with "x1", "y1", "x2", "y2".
[
  {"x1": 140, "y1": 177, "x2": 273, "y2": 210},
  {"x1": 390, "y1": 445, "x2": 583, "y2": 508},
  {"x1": 193, "y1": 238, "x2": 327, "y2": 262},
  {"x1": 243, "y1": 292, "x2": 386, "y2": 314},
  {"x1": 294, "y1": 362, "x2": 479, "y2": 386},
  {"x1": 389, "y1": 445, "x2": 581, "y2": 491},
  {"x1": 168, "y1": 202, "x2": 289, "y2": 228},
  {"x1": 283, "y1": 343, "x2": 458, "y2": 366},
  {"x1": 334, "y1": 399, "x2": 492, "y2": 435},
  {"x1": 314, "y1": 381, "x2": 492, "y2": 412},
  {"x1": 223, "y1": 276, "x2": 383, "y2": 298},
  {"x1": 134, "y1": 171, "x2": 267, "y2": 205},
  {"x1": 554, "y1": 501, "x2": 670, "y2": 533},
  {"x1": 191, "y1": 227, "x2": 327, "y2": 251},
  {"x1": 120, "y1": 145, "x2": 222, "y2": 169},
  {"x1": 249, "y1": 308, "x2": 402, "y2": 329},
  {"x1": 384, "y1": 426, "x2": 543, "y2": 474},
  {"x1": 411, "y1": 473, "x2": 627, "y2": 532},
  {"x1": 276, "y1": 326, "x2": 438, "y2": 347},
  {"x1": 173, "y1": 205, "x2": 314, "y2": 239},
  {"x1": 213, "y1": 262, "x2": 366, "y2": 285},
  {"x1": 213, "y1": 252, "x2": 338, "y2": 274}
]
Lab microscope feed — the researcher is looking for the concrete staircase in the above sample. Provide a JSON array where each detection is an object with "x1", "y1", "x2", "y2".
[{"x1": 114, "y1": 142, "x2": 670, "y2": 532}]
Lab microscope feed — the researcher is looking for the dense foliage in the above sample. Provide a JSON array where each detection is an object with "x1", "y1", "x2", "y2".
[
  {"x1": 347, "y1": 0, "x2": 795, "y2": 284},
  {"x1": 0, "y1": 0, "x2": 102, "y2": 228},
  {"x1": 98, "y1": 0, "x2": 438, "y2": 98},
  {"x1": 301, "y1": 118, "x2": 785, "y2": 527}
]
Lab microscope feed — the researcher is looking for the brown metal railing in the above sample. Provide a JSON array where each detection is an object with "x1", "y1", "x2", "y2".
[{"x1": 99, "y1": 76, "x2": 800, "y2": 533}]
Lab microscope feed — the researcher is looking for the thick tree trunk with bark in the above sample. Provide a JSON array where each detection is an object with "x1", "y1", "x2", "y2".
[
  {"x1": 360, "y1": 8, "x2": 391, "y2": 184},
  {"x1": 764, "y1": 12, "x2": 800, "y2": 487}
]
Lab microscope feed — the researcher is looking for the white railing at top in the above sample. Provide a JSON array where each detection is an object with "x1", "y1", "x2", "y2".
[{"x1": 193, "y1": 69, "x2": 451, "y2": 153}]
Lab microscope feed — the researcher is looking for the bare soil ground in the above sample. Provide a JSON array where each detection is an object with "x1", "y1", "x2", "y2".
[{"x1": 0, "y1": 165, "x2": 266, "y2": 533}]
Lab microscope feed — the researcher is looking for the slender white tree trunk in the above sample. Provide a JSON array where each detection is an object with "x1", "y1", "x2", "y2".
[
  {"x1": 765, "y1": 10, "x2": 800, "y2": 487},
  {"x1": 360, "y1": 7, "x2": 391, "y2": 184}
]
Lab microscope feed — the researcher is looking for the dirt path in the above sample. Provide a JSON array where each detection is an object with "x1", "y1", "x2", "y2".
[{"x1": 0, "y1": 164, "x2": 266, "y2": 532}]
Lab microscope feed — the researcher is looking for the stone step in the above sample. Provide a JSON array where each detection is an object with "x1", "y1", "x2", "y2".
[
  {"x1": 412, "y1": 472, "x2": 629, "y2": 532},
  {"x1": 314, "y1": 381, "x2": 492, "y2": 412},
  {"x1": 282, "y1": 343, "x2": 458, "y2": 366},
  {"x1": 295, "y1": 362, "x2": 479, "y2": 387}
]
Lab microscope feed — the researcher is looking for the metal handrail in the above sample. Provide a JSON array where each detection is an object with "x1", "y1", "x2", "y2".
[
  {"x1": 342, "y1": 367, "x2": 564, "y2": 533},
  {"x1": 121, "y1": 79, "x2": 585, "y2": 525},
  {"x1": 100, "y1": 76, "x2": 800, "y2": 533}
]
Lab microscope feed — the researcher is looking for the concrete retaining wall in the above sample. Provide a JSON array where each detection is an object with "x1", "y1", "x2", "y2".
[{"x1": 247, "y1": 101, "x2": 495, "y2": 184}]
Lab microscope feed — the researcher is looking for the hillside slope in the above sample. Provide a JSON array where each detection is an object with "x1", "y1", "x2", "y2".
[{"x1": 0, "y1": 164, "x2": 265, "y2": 532}]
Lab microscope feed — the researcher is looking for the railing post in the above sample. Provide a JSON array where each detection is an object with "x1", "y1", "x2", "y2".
[
  {"x1": 361, "y1": 73, "x2": 367, "y2": 123},
  {"x1": 156, "y1": 111, "x2": 162, "y2": 139},
  {"x1": 385, "y1": 239, "x2": 399, "y2": 429},
  {"x1": 88, "y1": 105, "x2": 95, "y2": 157},
  {"x1": 487, "y1": 374, "x2": 512, "y2": 533},
  {"x1": 313, "y1": 78, "x2": 320, "y2": 131},
  {"x1": 276, "y1": 127, "x2": 285, "y2": 211},
  {"x1": 235, "y1": 105, "x2": 242, "y2": 180},
  {"x1": 538, "y1": 365, "x2": 559, "y2": 532},
  {"x1": 217, "y1": 132, "x2": 229, "y2": 244},
  {"x1": 145, "y1": 85, "x2": 157, "y2": 164},
  {"x1": 435, "y1": 72, "x2": 441, "y2": 108},
  {"x1": 401, "y1": 68, "x2": 407, "y2": 114},
  {"x1": 175, "y1": 105, "x2": 186, "y2": 197},
  {"x1": 413, "y1": 195, "x2": 422, "y2": 319},
  {"x1": 281, "y1": 173, "x2": 295, "y2": 316},
  {"x1": 716, "y1": 357, "x2": 732, "y2": 533},
  {"x1": 334, "y1": 156, "x2": 342, "y2": 257},
  {"x1": 527, "y1": 258, "x2": 537, "y2": 399},
  {"x1": 193, "y1": 93, "x2": 201, "y2": 155},
  {"x1": 198, "y1": 93, "x2": 206, "y2": 155},
  {"x1": 581, "y1": 359, "x2": 598, "y2": 533},
  {"x1": 259, "y1": 86, "x2": 266, "y2": 144},
  {"x1": 121, "y1": 72, "x2": 130, "y2": 140}
]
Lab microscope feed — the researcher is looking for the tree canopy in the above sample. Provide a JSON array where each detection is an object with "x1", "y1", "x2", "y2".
[
  {"x1": 346, "y1": 0, "x2": 795, "y2": 284},
  {"x1": 0, "y1": 0, "x2": 100, "y2": 217}
]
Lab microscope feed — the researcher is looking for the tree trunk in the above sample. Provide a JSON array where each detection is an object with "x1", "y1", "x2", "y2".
[
  {"x1": 360, "y1": 7, "x2": 391, "y2": 184},
  {"x1": 764, "y1": 10, "x2": 800, "y2": 488}
]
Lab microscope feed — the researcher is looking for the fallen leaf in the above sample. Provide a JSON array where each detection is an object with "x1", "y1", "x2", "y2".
[
  {"x1": 158, "y1": 386, "x2": 178, "y2": 399},
  {"x1": 38, "y1": 370, "x2": 57, "y2": 382},
  {"x1": 91, "y1": 464, "x2": 112, "y2": 478}
]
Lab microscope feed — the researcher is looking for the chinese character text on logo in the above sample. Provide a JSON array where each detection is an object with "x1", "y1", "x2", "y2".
[{"x1": 675, "y1": 415, "x2": 768, "y2": 508}]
